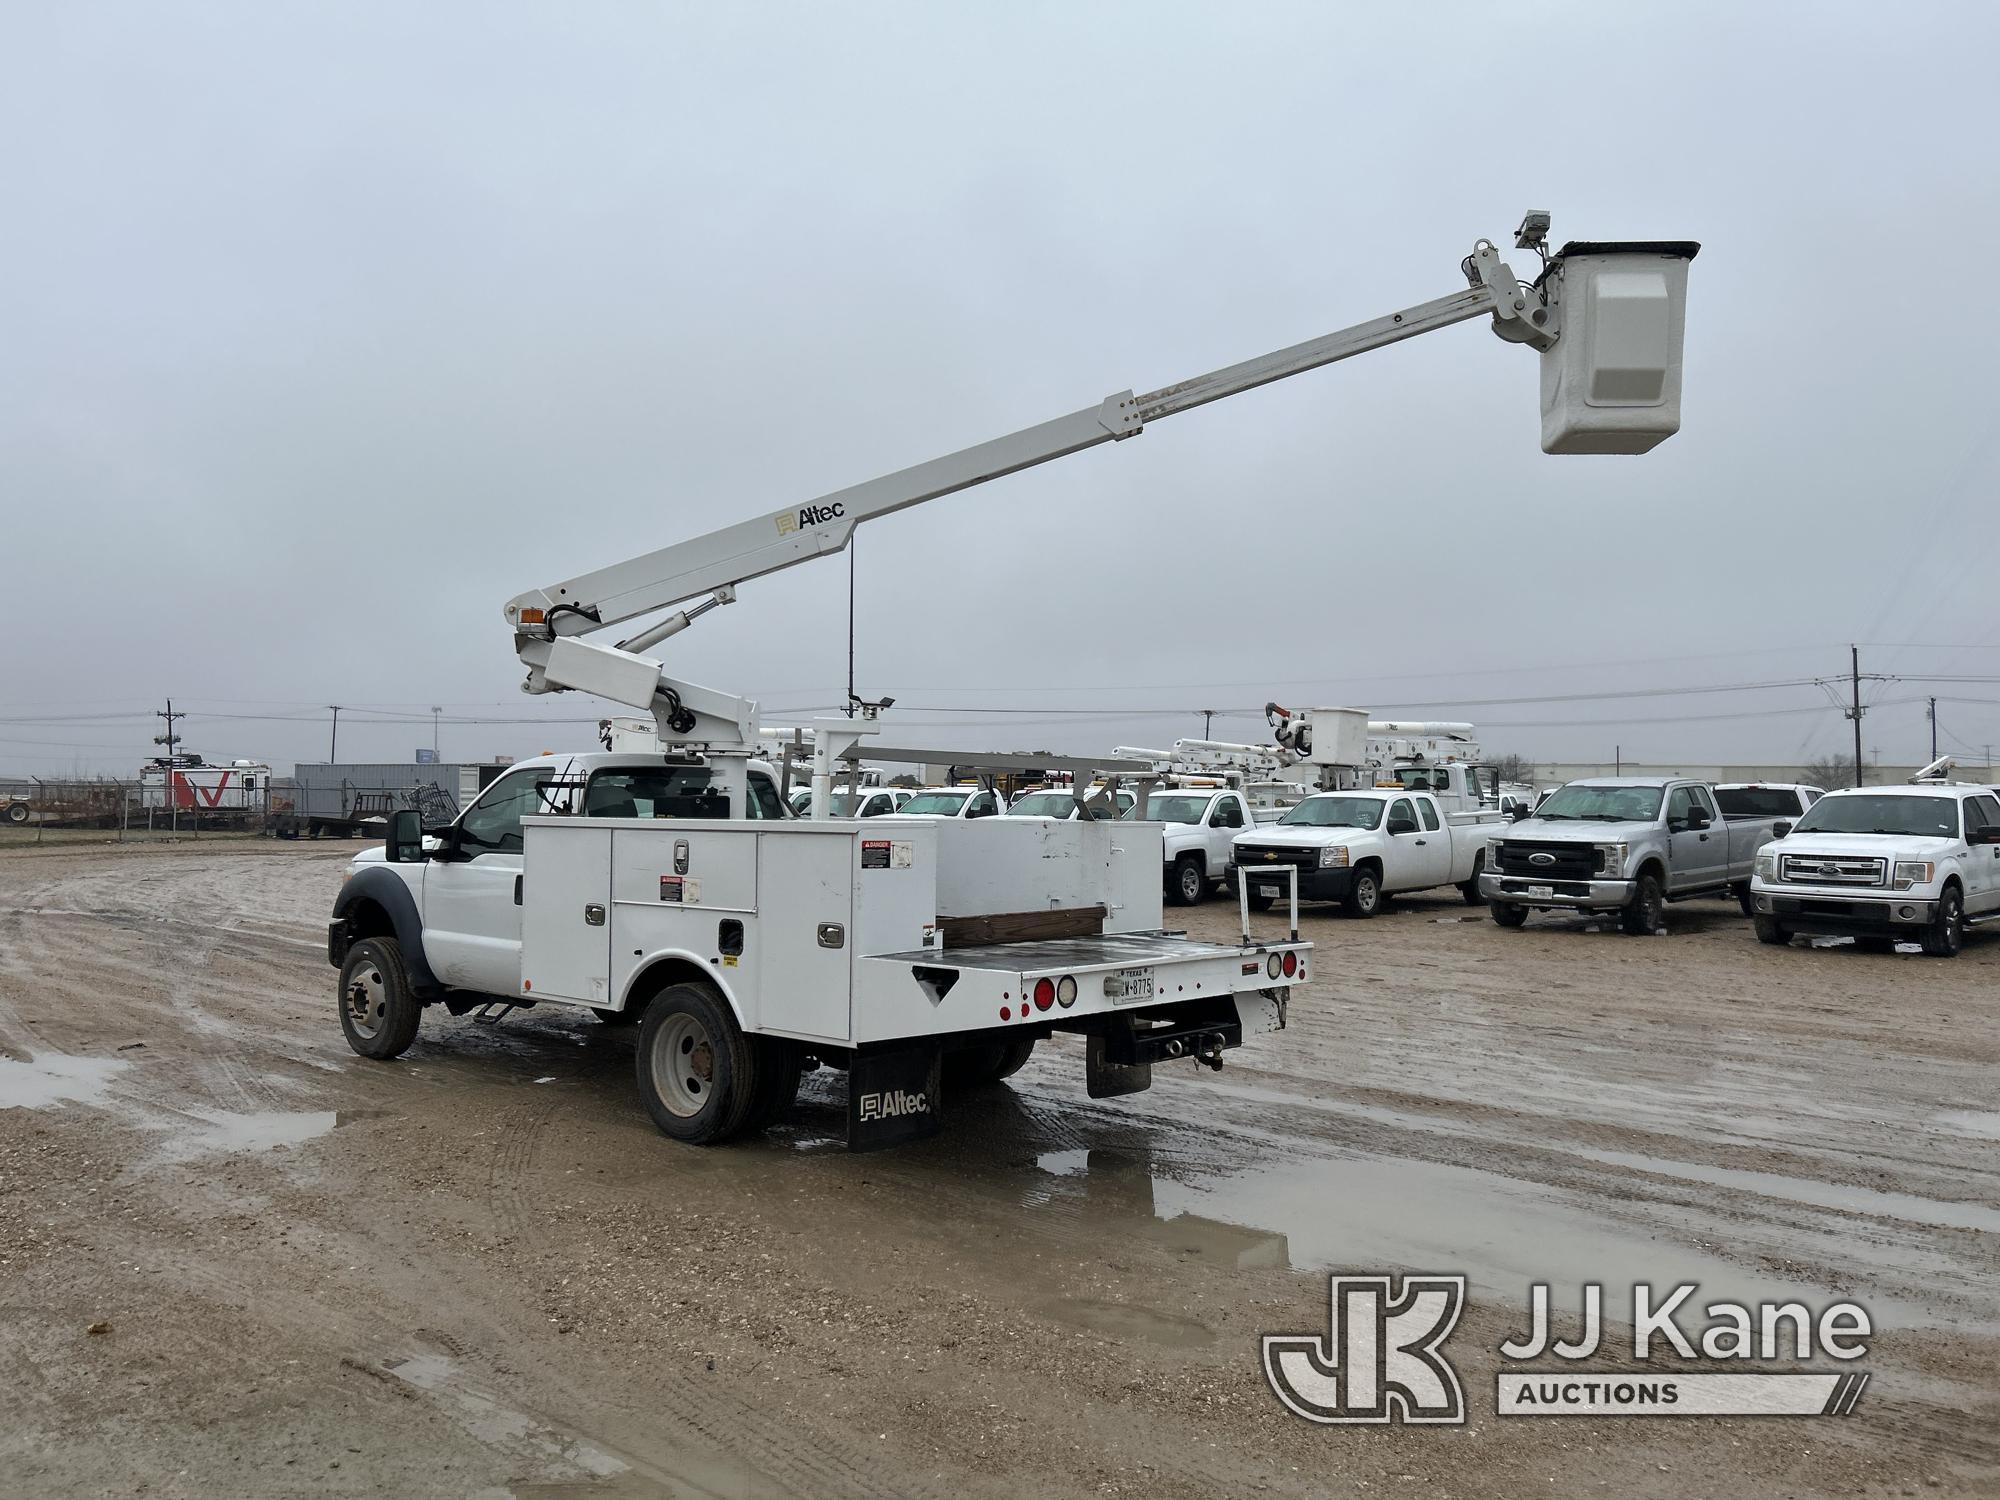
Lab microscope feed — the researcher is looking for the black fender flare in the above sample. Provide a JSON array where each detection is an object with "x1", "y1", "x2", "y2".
[{"x1": 331, "y1": 866, "x2": 443, "y2": 997}]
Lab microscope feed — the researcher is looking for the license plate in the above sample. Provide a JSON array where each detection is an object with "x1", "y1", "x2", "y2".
[
  {"x1": 1526, "y1": 884, "x2": 1555, "y2": 900},
  {"x1": 1256, "y1": 884, "x2": 1281, "y2": 899},
  {"x1": 1104, "y1": 966, "x2": 1156, "y2": 1005}
]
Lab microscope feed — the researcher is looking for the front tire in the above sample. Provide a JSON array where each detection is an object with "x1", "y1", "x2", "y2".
[
  {"x1": 1458, "y1": 853, "x2": 1487, "y2": 906},
  {"x1": 1921, "y1": 885, "x2": 1964, "y2": 958},
  {"x1": 1342, "y1": 866, "x2": 1383, "y2": 918},
  {"x1": 1170, "y1": 855, "x2": 1206, "y2": 907},
  {"x1": 1490, "y1": 901, "x2": 1528, "y2": 929},
  {"x1": 1619, "y1": 873, "x2": 1666, "y2": 936},
  {"x1": 1733, "y1": 881, "x2": 1754, "y2": 917},
  {"x1": 338, "y1": 937, "x2": 423, "y2": 1060},
  {"x1": 635, "y1": 984, "x2": 757, "y2": 1144},
  {"x1": 1752, "y1": 914, "x2": 1791, "y2": 946},
  {"x1": 1245, "y1": 886, "x2": 1275, "y2": 913}
]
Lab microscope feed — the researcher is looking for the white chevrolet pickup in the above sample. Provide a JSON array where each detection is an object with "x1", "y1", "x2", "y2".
[
  {"x1": 1749, "y1": 781, "x2": 2000, "y2": 957},
  {"x1": 1124, "y1": 787, "x2": 1254, "y2": 907},
  {"x1": 1228, "y1": 789, "x2": 1494, "y2": 917},
  {"x1": 327, "y1": 751, "x2": 1307, "y2": 1149}
]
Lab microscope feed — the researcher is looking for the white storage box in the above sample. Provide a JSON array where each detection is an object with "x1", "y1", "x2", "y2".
[{"x1": 1539, "y1": 241, "x2": 1699, "y2": 455}]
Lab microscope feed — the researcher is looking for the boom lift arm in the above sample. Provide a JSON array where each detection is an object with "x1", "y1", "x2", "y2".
[{"x1": 505, "y1": 220, "x2": 1690, "y2": 748}]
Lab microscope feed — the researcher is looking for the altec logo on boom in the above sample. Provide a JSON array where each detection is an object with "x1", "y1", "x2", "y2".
[
  {"x1": 774, "y1": 501, "x2": 846, "y2": 536},
  {"x1": 1264, "y1": 1276, "x2": 1871, "y2": 1425}
]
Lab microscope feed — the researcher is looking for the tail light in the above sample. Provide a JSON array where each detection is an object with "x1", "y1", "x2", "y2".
[
  {"x1": 1265, "y1": 953, "x2": 1283, "y2": 979},
  {"x1": 1056, "y1": 976, "x2": 1077, "y2": 1007},
  {"x1": 1033, "y1": 978, "x2": 1055, "y2": 1011},
  {"x1": 1281, "y1": 951, "x2": 1298, "y2": 978}
]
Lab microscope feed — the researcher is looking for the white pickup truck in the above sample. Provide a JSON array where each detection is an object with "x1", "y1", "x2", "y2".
[
  {"x1": 328, "y1": 751, "x2": 1308, "y2": 1149},
  {"x1": 1749, "y1": 779, "x2": 2000, "y2": 957},
  {"x1": 1229, "y1": 789, "x2": 1495, "y2": 917},
  {"x1": 1125, "y1": 787, "x2": 1253, "y2": 907},
  {"x1": 883, "y1": 786, "x2": 1005, "y2": 820}
]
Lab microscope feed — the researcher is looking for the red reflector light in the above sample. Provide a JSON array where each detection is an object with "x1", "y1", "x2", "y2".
[
  {"x1": 1281, "y1": 951, "x2": 1298, "y2": 978},
  {"x1": 1033, "y1": 978, "x2": 1055, "y2": 1011},
  {"x1": 999, "y1": 1006, "x2": 1011, "y2": 1021}
]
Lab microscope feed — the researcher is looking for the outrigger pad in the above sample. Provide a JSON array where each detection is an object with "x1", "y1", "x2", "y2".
[
  {"x1": 846, "y1": 1043, "x2": 942, "y2": 1152},
  {"x1": 1086, "y1": 1033, "x2": 1153, "y2": 1099}
]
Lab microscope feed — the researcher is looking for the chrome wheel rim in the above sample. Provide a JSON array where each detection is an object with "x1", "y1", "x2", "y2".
[
  {"x1": 344, "y1": 960, "x2": 387, "y2": 1039},
  {"x1": 651, "y1": 1013, "x2": 717, "y2": 1118},
  {"x1": 1179, "y1": 864, "x2": 1202, "y2": 901}
]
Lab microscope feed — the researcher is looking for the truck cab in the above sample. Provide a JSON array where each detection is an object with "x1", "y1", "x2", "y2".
[
  {"x1": 1123, "y1": 787, "x2": 1252, "y2": 906},
  {"x1": 334, "y1": 752, "x2": 791, "y2": 999}
]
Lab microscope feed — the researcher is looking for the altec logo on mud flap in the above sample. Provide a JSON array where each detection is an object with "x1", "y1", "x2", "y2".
[
  {"x1": 857, "y1": 1089, "x2": 929, "y2": 1123},
  {"x1": 774, "y1": 502, "x2": 845, "y2": 536},
  {"x1": 1264, "y1": 1276, "x2": 1872, "y2": 1425}
]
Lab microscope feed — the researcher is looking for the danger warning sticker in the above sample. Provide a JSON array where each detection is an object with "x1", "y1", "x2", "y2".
[{"x1": 861, "y1": 840, "x2": 891, "y2": 871}]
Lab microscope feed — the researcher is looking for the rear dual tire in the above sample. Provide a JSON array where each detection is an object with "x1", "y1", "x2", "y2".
[
  {"x1": 943, "y1": 1037, "x2": 1035, "y2": 1091},
  {"x1": 635, "y1": 983, "x2": 803, "y2": 1143}
]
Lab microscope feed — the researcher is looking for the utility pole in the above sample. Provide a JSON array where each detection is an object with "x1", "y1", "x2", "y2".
[
  {"x1": 329, "y1": 705, "x2": 342, "y2": 762},
  {"x1": 431, "y1": 706, "x2": 442, "y2": 761},
  {"x1": 153, "y1": 699, "x2": 184, "y2": 835},
  {"x1": 1849, "y1": 644, "x2": 1864, "y2": 788},
  {"x1": 1201, "y1": 709, "x2": 1215, "y2": 738},
  {"x1": 1929, "y1": 696, "x2": 1938, "y2": 762}
]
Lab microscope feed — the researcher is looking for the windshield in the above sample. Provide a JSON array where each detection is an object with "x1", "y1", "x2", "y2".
[
  {"x1": 1128, "y1": 795, "x2": 1213, "y2": 824},
  {"x1": 1791, "y1": 794, "x2": 1959, "y2": 839},
  {"x1": 1277, "y1": 796, "x2": 1384, "y2": 830},
  {"x1": 898, "y1": 790, "x2": 970, "y2": 815},
  {"x1": 1715, "y1": 787, "x2": 1801, "y2": 818},
  {"x1": 1534, "y1": 784, "x2": 1664, "y2": 822},
  {"x1": 1390, "y1": 768, "x2": 1447, "y2": 792},
  {"x1": 830, "y1": 792, "x2": 883, "y2": 816}
]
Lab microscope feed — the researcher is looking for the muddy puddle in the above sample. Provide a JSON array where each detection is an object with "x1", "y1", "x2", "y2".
[
  {"x1": 1029, "y1": 1145, "x2": 1984, "y2": 1335},
  {"x1": 0, "y1": 1051, "x2": 129, "y2": 1109}
]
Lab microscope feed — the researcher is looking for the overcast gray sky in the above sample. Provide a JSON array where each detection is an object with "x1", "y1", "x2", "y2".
[{"x1": 6, "y1": 2, "x2": 1998, "y2": 778}]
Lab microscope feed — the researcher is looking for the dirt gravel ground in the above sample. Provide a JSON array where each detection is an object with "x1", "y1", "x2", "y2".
[{"x1": 1, "y1": 840, "x2": 1995, "y2": 1498}]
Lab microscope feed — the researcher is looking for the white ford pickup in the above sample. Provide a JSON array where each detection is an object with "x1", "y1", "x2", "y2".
[{"x1": 1749, "y1": 780, "x2": 2000, "y2": 957}]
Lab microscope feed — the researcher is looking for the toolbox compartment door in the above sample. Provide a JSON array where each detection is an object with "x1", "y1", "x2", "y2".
[
  {"x1": 753, "y1": 830, "x2": 854, "y2": 1043},
  {"x1": 520, "y1": 824, "x2": 614, "y2": 1005}
]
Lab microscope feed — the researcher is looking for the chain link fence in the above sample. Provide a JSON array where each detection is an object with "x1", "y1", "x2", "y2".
[{"x1": 0, "y1": 776, "x2": 281, "y2": 846}]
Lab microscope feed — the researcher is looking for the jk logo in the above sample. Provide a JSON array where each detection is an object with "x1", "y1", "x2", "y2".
[{"x1": 1263, "y1": 1275, "x2": 1466, "y2": 1425}]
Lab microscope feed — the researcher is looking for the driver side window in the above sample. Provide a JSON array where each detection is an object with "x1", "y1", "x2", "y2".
[
  {"x1": 1667, "y1": 786, "x2": 1694, "y2": 827},
  {"x1": 1388, "y1": 798, "x2": 1417, "y2": 833},
  {"x1": 456, "y1": 771, "x2": 548, "y2": 856}
]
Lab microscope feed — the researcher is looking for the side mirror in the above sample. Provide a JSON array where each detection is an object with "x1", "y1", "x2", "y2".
[
  {"x1": 387, "y1": 809, "x2": 425, "y2": 864},
  {"x1": 1687, "y1": 807, "x2": 1712, "y2": 830},
  {"x1": 1773, "y1": 820, "x2": 1794, "y2": 840},
  {"x1": 1388, "y1": 818, "x2": 1418, "y2": 836},
  {"x1": 1510, "y1": 804, "x2": 1532, "y2": 822},
  {"x1": 1971, "y1": 826, "x2": 2000, "y2": 845}
]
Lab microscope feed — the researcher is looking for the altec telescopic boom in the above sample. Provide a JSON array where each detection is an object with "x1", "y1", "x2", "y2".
[{"x1": 504, "y1": 218, "x2": 1696, "y2": 748}]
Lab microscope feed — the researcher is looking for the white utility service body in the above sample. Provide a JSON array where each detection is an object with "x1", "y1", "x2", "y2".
[{"x1": 518, "y1": 809, "x2": 1287, "y2": 1046}]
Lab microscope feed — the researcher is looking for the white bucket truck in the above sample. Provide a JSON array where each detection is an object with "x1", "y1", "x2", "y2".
[{"x1": 328, "y1": 214, "x2": 1694, "y2": 1148}]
